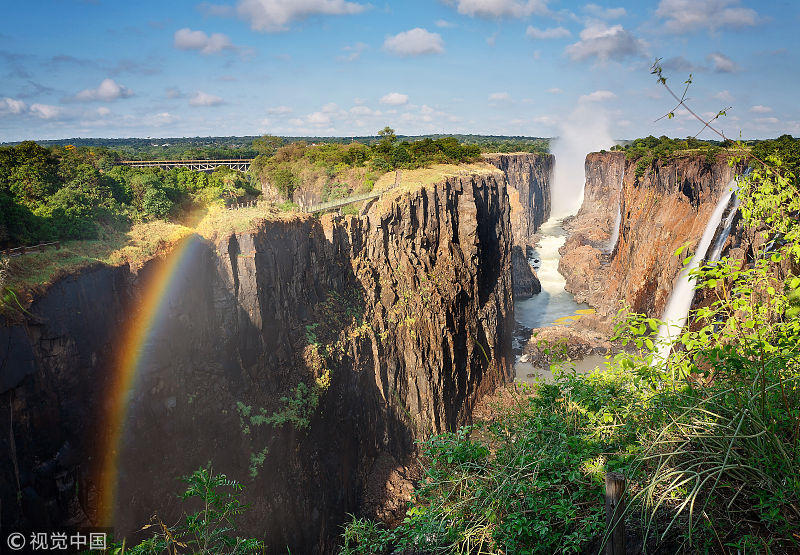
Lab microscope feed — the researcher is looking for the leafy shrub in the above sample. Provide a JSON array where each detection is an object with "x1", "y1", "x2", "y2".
[{"x1": 126, "y1": 465, "x2": 264, "y2": 554}]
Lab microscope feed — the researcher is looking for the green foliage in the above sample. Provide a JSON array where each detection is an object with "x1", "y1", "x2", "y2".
[
  {"x1": 126, "y1": 464, "x2": 263, "y2": 554},
  {"x1": 751, "y1": 134, "x2": 800, "y2": 177},
  {"x1": 622, "y1": 135, "x2": 726, "y2": 180},
  {"x1": 0, "y1": 141, "x2": 257, "y2": 248},
  {"x1": 250, "y1": 130, "x2": 485, "y2": 201},
  {"x1": 342, "y1": 366, "x2": 646, "y2": 554},
  {"x1": 235, "y1": 380, "x2": 321, "y2": 435},
  {"x1": 343, "y1": 156, "x2": 800, "y2": 552}
]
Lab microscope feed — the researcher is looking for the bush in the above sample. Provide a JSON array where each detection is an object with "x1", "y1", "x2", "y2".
[{"x1": 126, "y1": 465, "x2": 264, "y2": 554}]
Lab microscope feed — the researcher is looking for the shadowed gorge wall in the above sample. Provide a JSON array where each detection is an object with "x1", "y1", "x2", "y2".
[
  {"x1": 0, "y1": 170, "x2": 513, "y2": 553},
  {"x1": 484, "y1": 153, "x2": 553, "y2": 248}
]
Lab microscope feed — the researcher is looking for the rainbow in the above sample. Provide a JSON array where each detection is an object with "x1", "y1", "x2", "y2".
[{"x1": 97, "y1": 234, "x2": 202, "y2": 526}]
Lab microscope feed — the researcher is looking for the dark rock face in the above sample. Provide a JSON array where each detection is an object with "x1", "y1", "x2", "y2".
[
  {"x1": 0, "y1": 172, "x2": 513, "y2": 553},
  {"x1": 484, "y1": 153, "x2": 554, "y2": 247},
  {"x1": 483, "y1": 153, "x2": 552, "y2": 305},
  {"x1": 511, "y1": 245, "x2": 541, "y2": 298},
  {"x1": 559, "y1": 152, "x2": 741, "y2": 318}
]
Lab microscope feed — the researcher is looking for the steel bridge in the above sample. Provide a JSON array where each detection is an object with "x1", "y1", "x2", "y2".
[{"x1": 118, "y1": 159, "x2": 254, "y2": 172}]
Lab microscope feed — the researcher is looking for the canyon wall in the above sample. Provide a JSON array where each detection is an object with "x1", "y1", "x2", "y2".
[
  {"x1": 484, "y1": 153, "x2": 553, "y2": 300},
  {"x1": 484, "y1": 153, "x2": 553, "y2": 248},
  {"x1": 560, "y1": 152, "x2": 742, "y2": 319},
  {"x1": 0, "y1": 169, "x2": 513, "y2": 553}
]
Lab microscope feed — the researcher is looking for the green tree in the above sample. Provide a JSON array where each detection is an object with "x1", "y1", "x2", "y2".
[
  {"x1": 252, "y1": 134, "x2": 283, "y2": 157},
  {"x1": 7, "y1": 141, "x2": 60, "y2": 206},
  {"x1": 142, "y1": 187, "x2": 173, "y2": 219}
]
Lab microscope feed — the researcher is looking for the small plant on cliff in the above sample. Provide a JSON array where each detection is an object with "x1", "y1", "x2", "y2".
[{"x1": 125, "y1": 464, "x2": 263, "y2": 554}]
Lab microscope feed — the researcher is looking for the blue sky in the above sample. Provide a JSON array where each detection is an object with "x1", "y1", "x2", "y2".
[{"x1": 1, "y1": 0, "x2": 798, "y2": 142}]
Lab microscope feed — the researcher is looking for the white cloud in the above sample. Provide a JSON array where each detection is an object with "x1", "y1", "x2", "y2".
[
  {"x1": 306, "y1": 111, "x2": 331, "y2": 125},
  {"x1": 165, "y1": 87, "x2": 183, "y2": 99},
  {"x1": 380, "y1": 92, "x2": 409, "y2": 105},
  {"x1": 189, "y1": 91, "x2": 224, "y2": 106},
  {"x1": 489, "y1": 92, "x2": 511, "y2": 101},
  {"x1": 444, "y1": 0, "x2": 550, "y2": 18},
  {"x1": 579, "y1": 90, "x2": 617, "y2": 102},
  {"x1": 338, "y1": 41, "x2": 368, "y2": 62},
  {"x1": 383, "y1": 28, "x2": 444, "y2": 56},
  {"x1": 661, "y1": 55, "x2": 703, "y2": 72},
  {"x1": 546, "y1": 87, "x2": 563, "y2": 94},
  {"x1": 75, "y1": 78, "x2": 133, "y2": 102},
  {"x1": 755, "y1": 116, "x2": 779, "y2": 124},
  {"x1": 706, "y1": 51, "x2": 739, "y2": 73},
  {"x1": 1, "y1": 97, "x2": 26, "y2": 115},
  {"x1": 435, "y1": 19, "x2": 456, "y2": 28},
  {"x1": 350, "y1": 105, "x2": 382, "y2": 116},
  {"x1": 565, "y1": 23, "x2": 647, "y2": 63},
  {"x1": 268, "y1": 105, "x2": 293, "y2": 114},
  {"x1": 749, "y1": 105, "x2": 772, "y2": 113},
  {"x1": 582, "y1": 3, "x2": 626, "y2": 19},
  {"x1": 533, "y1": 115, "x2": 557, "y2": 126},
  {"x1": 236, "y1": 0, "x2": 368, "y2": 32},
  {"x1": 714, "y1": 90, "x2": 734, "y2": 102},
  {"x1": 655, "y1": 0, "x2": 759, "y2": 34},
  {"x1": 29, "y1": 103, "x2": 61, "y2": 119},
  {"x1": 173, "y1": 28, "x2": 234, "y2": 54},
  {"x1": 96, "y1": 106, "x2": 111, "y2": 116},
  {"x1": 144, "y1": 112, "x2": 180, "y2": 126},
  {"x1": 526, "y1": 26, "x2": 571, "y2": 39}
]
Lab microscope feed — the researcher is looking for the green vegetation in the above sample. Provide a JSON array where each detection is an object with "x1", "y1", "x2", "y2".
[
  {"x1": 5, "y1": 133, "x2": 549, "y2": 160},
  {"x1": 610, "y1": 135, "x2": 734, "y2": 178},
  {"x1": 0, "y1": 141, "x2": 258, "y2": 249},
  {"x1": 751, "y1": 134, "x2": 800, "y2": 177},
  {"x1": 341, "y1": 151, "x2": 800, "y2": 552},
  {"x1": 121, "y1": 465, "x2": 263, "y2": 554},
  {"x1": 249, "y1": 129, "x2": 483, "y2": 205}
]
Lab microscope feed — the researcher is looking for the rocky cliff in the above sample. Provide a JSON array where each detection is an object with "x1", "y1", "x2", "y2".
[
  {"x1": 560, "y1": 152, "x2": 741, "y2": 319},
  {"x1": 484, "y1": 153, "x2": 553, "y2": 300},
  {"x1": 0, "y1": 169, "x2": 513, "y2": 553},
  {"x1": 484, "y1": 153, "x2": 553, "y2": 249}
]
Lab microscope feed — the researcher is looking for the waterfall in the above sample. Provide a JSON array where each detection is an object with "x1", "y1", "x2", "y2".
[
  {"x1": 603, "y1": 164, "x2": 625, "y2": 255},
  {"x1": 707, "y1": 193, "x2": 740, "y2": 263},
  {"x1": 654, "y1": 177, "x2": 740, "y2": 361}
]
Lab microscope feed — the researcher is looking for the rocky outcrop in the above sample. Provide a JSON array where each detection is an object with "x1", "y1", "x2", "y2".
[
  {"x1": 512, "y1": 246, "x2": 541, "y2": 298},
  {"x1": 0, "y1": 171, "x2": 513, "y2": 553},
  {"x1": 484, "y1": 153, "x2": 553, "y2": 248},
  {"x1": 560, "y1": 152, "x2": 742, "y2": 318}
]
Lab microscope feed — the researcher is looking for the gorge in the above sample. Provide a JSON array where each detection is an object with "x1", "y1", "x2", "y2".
[{"x1": 0, "y1": 149, "x2": 753, "y2": 552}]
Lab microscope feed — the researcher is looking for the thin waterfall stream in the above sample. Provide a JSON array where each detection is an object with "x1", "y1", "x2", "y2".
[{"x1": 603, "y1": 165, "x2": 625, "y2": 255}]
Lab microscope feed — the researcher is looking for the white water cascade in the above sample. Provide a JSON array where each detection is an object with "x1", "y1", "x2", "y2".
[
  {"x1": 515, "y1": 219, "x2": 589, "y2": 330},
  {"x1": 603, "y1": 165, "x2": 625, "y2": 255},
  {"x1": 655, "y1": 178, "x2": 741, "y2": 361}
]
